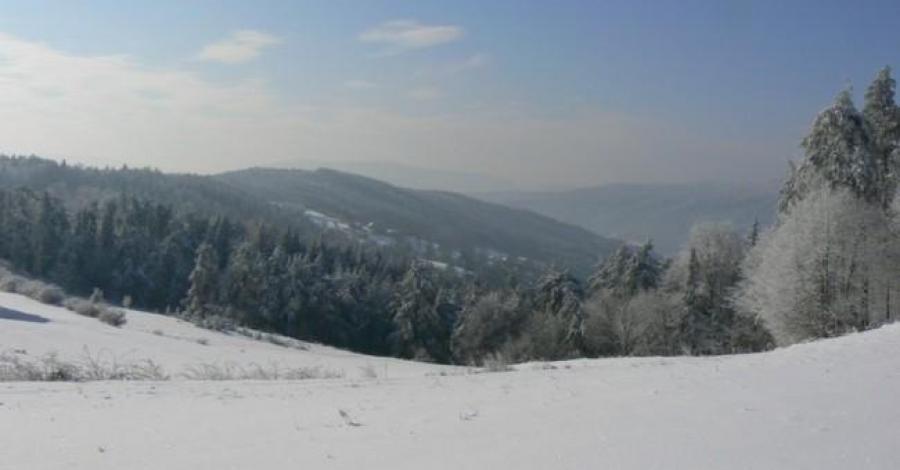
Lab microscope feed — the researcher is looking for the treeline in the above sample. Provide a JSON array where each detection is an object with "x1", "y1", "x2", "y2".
[
  {"x1": 0, "y1": 185, "x2": 772, "y2": 363},
  {"x1": 0, "y1": 189, "x2": 415, "y2": 355}
]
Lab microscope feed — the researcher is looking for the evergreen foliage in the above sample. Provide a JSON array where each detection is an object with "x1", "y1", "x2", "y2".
[
  {"x1": 780, "y1": 90, "x2": 880, "y2": 211},
  {"x1": 863, "y1": 67, "x2": 900, "y2": 207}
]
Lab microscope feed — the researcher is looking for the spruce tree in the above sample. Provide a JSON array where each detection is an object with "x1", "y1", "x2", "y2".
[
  {"x1": 628, "y1": 241, "x2": 662, "y2": 294},
  {"x1": 681, "y1": 248, "x2": 708, "y2": 354},
  {"x1": 747, "y1": 218, "x2": 760, "y2": 247},
  {"x1": 863, "y1": 66, "x2": 900, "y2": 207},
  {"x1": 223, "y1": 242, "x2": 265, "y2": 325},
  {"x1": 587, "y1": 246, "x2": 632, "y2": 295},
  {"x1": 184, "y1": 242, "x2": 220, "y2": 317},
  {"x1": 32, "y1": 193, "x2": 67, "y2": 276},
  {"x1": 534, "y1": 269, "x2": 585, "y2": 345},
  {"x1": 780, "y1": 90, "x2": 879, "y2": 211},
  {"x1": 588, "y1": 241, "x2": 661, "y2": 298},
  {"x1": 390, "y1": 264, "x2": 441, "y2": 360}
]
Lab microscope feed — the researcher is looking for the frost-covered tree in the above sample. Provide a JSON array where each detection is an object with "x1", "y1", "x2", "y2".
[
  {"x1": 534, "y1": 269, "x2": 585, "y2": 344},
  {"x1": 450, "y1": 290, "x2": 524, "y2": 364},
  {"x1": 747, "y1": 218, "x2": 761, "y2": 248},
  {"x1": 588, "y1": 241, "x2": 662, "y2": 297},
  {"x1": 752, "y1": 74, "x2": 900, "y2": 346},
  {"x1": 737, "y1": 189, "x2": 899, "y2": 344},
  {"x1": 260, "y1": 245, "x2": 290, "y2": 326},
  {"x1": 636, "y1": 291, "x2": 685, "y2": 355},
  {"x1": 863, "y1": 66, "x2": 900, "y2": 207},
  {"x1": 222, "y1": 242, "x2": 265, "y2": 325},
  {"x1": 584, "y1": 240, "x2": 666, "y2": 356},
  {"x1": 184, "y1": 242, "x2": 220, "y2": 317},
  {"x1": 583, "y1": 291, "x2": 652, "y2": 356},
  {"x1": 780, "y1": 90, "x2": 880, "y2": 212},
  {"x1": 665, "y1": 223, "x2": 762, "y2": 354},
  {"x1": 32, "y1": 193, "x2": 68, "y2": 277},
  {"x1": 390, "y1": 264, "x2": 444, "y2": 361},
  {"x1": 588, "y1": 246, "x2": 631, "y2": 295},
  {"x1": 493, "y1": 269, "x2": 588, "y2": 361}
]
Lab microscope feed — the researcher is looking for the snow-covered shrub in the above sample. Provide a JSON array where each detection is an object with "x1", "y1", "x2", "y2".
[
  {"x1": 281, "y1": 366, "x2": 344, "y2": 380},
  {"x1": 503, "y1": 312, "x2": 578, "y2": 362},
  {"x1": 0, "y1": 352, "x2": 79, "y2": 382},
  {"x1": 0, "y1": 350, "x2": 166, "y2": 382},
  {"x1": 34, "y1": 286, "x2": 65, "y2": 305},
  {"x1": 181, "y1": 362, "x2": 241, "y2": 380},
  {"x1": 189, "y1": 314, "x2": 236, "y2": 332},
  {"x1": 0, "y1": 274, "x2": 24, "y2": 293},
  {"x1": 181, "y1": 362, "x2": 344, "y2": 381},
  {"x1": 5, "y1": 278, "x2": 67, "y2": 306},
  {"x1": 0, "y1": 266, "x2": 65, "y2": 305},
  {"x1": 359, "y1": 364, "x2": 378, "y2": 379},
  {"x1": 17, "y1": 280, "x2": 41, "y2": 297},
  {"x1": 481, "y1": 353, "x2": 513, "y2": 372},
  {"x1": 97, "y1": 307, "x2": 127, "y2": 327},
  {"x1": 66, "y1": 298, "x2": 102, "y2": 318}
]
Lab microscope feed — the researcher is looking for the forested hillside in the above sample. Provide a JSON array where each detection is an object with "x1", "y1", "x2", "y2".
[
  {"x1": 0, "y1": 156, "x2": 297, "y2": 226},
  {"x1": 216, "y1": 167, "x2": 618, "y2": 275},
  {"x1": 0, "y1": 157, "x2": 618, "y2": 277}
]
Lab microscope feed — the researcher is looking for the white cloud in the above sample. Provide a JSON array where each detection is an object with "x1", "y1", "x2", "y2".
[
  {"x1": 407, "y1": 86, "x2": 442, "y2": 101},
  {"x1": 449, "y1": 53, "x2": 490, "y2": 73},
  {"x1": 359, "y1": 20, "x2": 463, "y2": 54},
  {"x1": 0, "y1": 32, "x2": 289, "y2": 171},
  {"x1": 196, "y1": 30, "x2": 280, "y2": 64},
  {"x1": 418, "y1": 53, "x2": 491, "y2": 78},
  {"x1": 344, "y1": 79, "x2": 377, "y2": 90}
]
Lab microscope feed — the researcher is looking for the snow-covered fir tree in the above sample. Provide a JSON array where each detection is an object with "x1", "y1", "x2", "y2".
[
  {"x1": 780, "y1": 90, "x2": 880, "y2": 212},
  {"x1": 588, "y1": 241, "x2": 662, "y2": 297},
  {"x1": 184, "y1": 242, "x2": 220, "y2": 318},
  {"x1": 863, "y1": 66, "x2": 900, "y2": 207},
  {"x1": 534, "y1": 269, "x2": 585, "y2": 343},
  {"x1": 390, "y1": 263, "x2": 444, "y2": 361}
]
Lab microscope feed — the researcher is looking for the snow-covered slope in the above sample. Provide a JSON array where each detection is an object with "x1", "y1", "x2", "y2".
[
  {"x1": 0, "y1": 292, "x2": 449, "y2": 379},
  {"x1": 2, "y1": 291, "x2": 899, "y2": 469}
]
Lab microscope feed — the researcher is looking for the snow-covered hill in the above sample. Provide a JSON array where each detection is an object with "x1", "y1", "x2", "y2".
[
  {"x1": 2, "y1": 291, "x2": 899, "y2": 469},
  {"x1": 0, "y1": 292, "x2": 450, "y2": 380}
]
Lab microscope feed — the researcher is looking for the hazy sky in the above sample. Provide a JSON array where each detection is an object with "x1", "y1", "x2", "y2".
[{"x1": 0, "y1": 0, "x2": 898, "y2": 189}]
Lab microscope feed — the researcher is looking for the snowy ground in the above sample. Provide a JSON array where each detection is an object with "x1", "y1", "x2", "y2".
[
  {"x1": 2, "y1": 292, "x2": 899, "y2": 469},
  {"x1": 0, "y1": 292, "x2": 450, "y2": 379}
]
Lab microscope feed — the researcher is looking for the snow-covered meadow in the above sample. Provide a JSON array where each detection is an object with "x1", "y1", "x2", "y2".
[{"x1": 2, "y1": 291, "x2": 899, "y2": 469}]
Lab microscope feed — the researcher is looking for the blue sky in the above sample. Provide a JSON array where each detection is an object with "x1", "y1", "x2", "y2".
[{"x1": 0, "y1": 0, "x2": 898, "y2": 189}]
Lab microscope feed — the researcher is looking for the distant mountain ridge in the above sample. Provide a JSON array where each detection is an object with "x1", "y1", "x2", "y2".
[
  {"x1": 215, "y1": 167, "x2": 620, "y2": 275},
  {"x1": 270, "y1": 159, "x2": 519, "y2": 193},
  {"x1": 0, "y1": 156, "x2": 289, "y2": 224},
  {"x1": 477, "y1": 182, "x2": 778, "y2": 254},
  {"x1": 0, "y1": 156, "x2": 618, "y2": 277}
]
